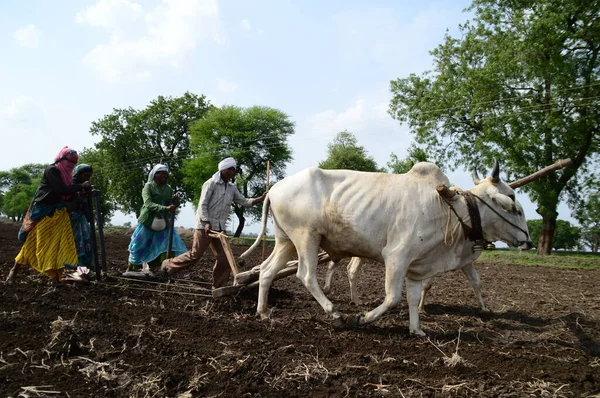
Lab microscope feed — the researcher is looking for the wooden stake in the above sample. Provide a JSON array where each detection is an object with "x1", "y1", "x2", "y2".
[{"x1": 262, "y1": 160, "x2": 270, "y2": 261}]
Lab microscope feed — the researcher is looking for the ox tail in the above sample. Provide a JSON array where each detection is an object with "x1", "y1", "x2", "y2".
[{"x1": 238, "y1": 193, "x2": 270, "y2": 264}]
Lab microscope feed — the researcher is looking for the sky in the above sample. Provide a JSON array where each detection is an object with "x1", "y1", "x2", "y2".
[{"x1": 1, "y1": 0, "x2": 574, "y2": 236}]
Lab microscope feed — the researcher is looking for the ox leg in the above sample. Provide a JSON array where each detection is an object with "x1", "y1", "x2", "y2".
[
  {"x1": 322, "y1": 260, "x2": 337, "y2": 295},
  {"x1": 357, "y1": 259, "x2": 407, "y2": 326},
  {"x1": 406, "y1": 278, "x2": 426, "y2": 336},
  {"x1": 257, "y1": 241, "x2": 296, "y2": 319},
  {"x1": 418, "y1": 276, "x2": 435, "y2": 313},
  {"x1": 461, "y1": 263, "x2": 489, "y2": 312},
  {"x1": 296, "y1": 243, "x2": 343, "y2": 322},
  {"x1": 347, "y1": 257, "x2": 364, "y2": 305}
]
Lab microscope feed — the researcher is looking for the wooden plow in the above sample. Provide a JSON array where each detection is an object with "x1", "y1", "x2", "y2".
[
  {"x1": 212, "y1": 234, "x2": 332, "y2": 298},
  {"x1": 117, "y1": 228, "x2": 332, "y2": 299}
]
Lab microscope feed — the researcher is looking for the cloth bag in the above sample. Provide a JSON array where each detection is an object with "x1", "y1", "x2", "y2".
[{"x1": 150, "y1": 215, "x2": 167, "y2": 231}]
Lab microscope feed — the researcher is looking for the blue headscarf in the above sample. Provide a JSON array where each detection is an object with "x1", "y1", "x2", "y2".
[
  {"x1": 148, "y1": 164, "x2": 169, "y2": 183},
  {"x1": 72, "y1": 163, "x2": 93, "y2": 184}
]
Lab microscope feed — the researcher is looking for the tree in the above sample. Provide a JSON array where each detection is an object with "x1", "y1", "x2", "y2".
[
  {"x1": 387, "y1": 144, "x2": 430, "y2": 174},
  {"x1": 319, "y1": 131, "x2": 382, "y2": 172},
  {"x1": 574, "y1": 189, "x2": 600, "y2": 252},
  {"x1": 389, "y1": 0, "x2": 600, "y2": 255},
  {"x1": 184, "y1": 105, "x2": 294, "y2": 236},
  {"x1": 527, "y1": 219, "x2": 581, "y2": 251},
  {"x1": 552, "y1": 220, "x2": 581, "y2": 250},
  {"x1": 0, "y1": 164, "x2": 45, "y2": 221},
  {"x1": 89, "y1": 92, "x2": 212, "y2": 217}
]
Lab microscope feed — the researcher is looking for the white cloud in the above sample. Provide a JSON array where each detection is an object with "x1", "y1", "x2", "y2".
[
  {"x1": 76, "y1": 0, "x2": 225, "y2": 81},
  {"x1": 216, "y1": 77, "x2": 238, "y2": 93},
  {"x1": 306, "y1": 97, "x2": 396, "y2": 141},
  {"x1": 333, "y1": 4, "x2": 468, "y2": 74},
  {"x1": 241, "y1": 19, "x2": 251, "y2": 31},
  {"x1": 288, "y1": 90, "x2": 411, "y2": 175},
  {"x1": 0, "y1": 96, "x2": 44, "y2": 127},
  {"x1": 12, "y1": 24, "x2": 41, "y2": 48}
]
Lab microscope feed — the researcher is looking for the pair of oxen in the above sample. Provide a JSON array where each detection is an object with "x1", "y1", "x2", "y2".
[{"x1": 240, "y1": 161, "x2": 565, "y2": 336}]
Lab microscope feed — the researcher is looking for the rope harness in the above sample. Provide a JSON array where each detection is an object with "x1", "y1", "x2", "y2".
[{"x1": 438, "y1": 187, "x2": 529, "y2": 252}]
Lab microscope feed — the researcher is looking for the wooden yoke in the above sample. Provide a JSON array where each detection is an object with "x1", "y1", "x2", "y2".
[{"x1": 437, "y1": 184, "x2": 457, "y2": 200}]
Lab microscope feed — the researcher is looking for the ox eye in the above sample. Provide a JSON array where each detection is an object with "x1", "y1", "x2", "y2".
[{"x1": 508, "y1": 194, "x2": 515, "y2": 201}]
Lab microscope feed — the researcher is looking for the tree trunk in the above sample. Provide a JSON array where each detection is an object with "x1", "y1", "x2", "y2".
[
  {"x1": 233, "y1": 206, "x2": 245, "y2": 237},
  {"x1": 538, "y1": 215, "x2": 556, "y2": 255}
]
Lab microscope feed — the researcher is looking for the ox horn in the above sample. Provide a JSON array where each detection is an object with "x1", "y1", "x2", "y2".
[
  {"x1": 491, "y1": 160, "x2": 500, "y2": 183},
  {"x1": 437, "y1": 184, "x2": 457, "y2": 200},
  {"x1": 471, "y1": 169, "x2": 481, "y2": 185},
  {"x1": 508, "y1": 158, "x2": 573, "y2": 189}
]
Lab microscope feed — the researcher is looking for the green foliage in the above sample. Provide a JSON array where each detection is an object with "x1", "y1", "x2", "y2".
[
  {"x1": 318, "y1": 131, "x2": 382, "y2": 172},
  {"x1": 89, "y1": 92, "x2": 212, "y2": 217},
  {"x1": 527, "y1": 219, "x2": 543, "y2": 247},
  {"x1": 553, "y1": 220, "x2": 581, "y2": 250},
  {"x1": 0, "y1": 164, "x2": 45, "y2": 221},
  {"x1": 387, "y1": 144, "x2": 431, "y2": 174},
  {"x1": 184, "y1": 105, "x2": 294, "y2": 235},
  {"x1": 527, "y1": 219, "x2": 581, "y2": 250},
  {"x1": 388, "y1": 0, "x2": 600, "y2": 254},
  {"x1": 574, "y1": 189, "x2": 600, "y2": 252}
]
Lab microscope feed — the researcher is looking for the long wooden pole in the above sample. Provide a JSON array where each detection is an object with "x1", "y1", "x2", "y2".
[
  {"x1": 508, "y1": 158, "x2": 573, "y2": 189},
  {"x1": 262, "y1": 160, "x2": 270, "y2": 261}
]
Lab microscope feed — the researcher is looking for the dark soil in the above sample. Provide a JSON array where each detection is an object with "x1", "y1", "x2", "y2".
[{"x1": 1, "y1": 220, "x2": 600, "y2": 397}]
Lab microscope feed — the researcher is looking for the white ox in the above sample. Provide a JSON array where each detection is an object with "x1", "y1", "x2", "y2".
[
  {"x1": 240, "y1": 162, "x2": 532, "y2": 335},
  {"x1": 322, "y1": 257, "x2": 489, "y2": 312}
]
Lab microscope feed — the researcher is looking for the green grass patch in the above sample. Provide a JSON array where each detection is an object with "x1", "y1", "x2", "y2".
[
  {"x1": 479, "y1": 249, "x2": 600, "y2": 270},
  {"x1": 232, "y1": 236, "x2": 275, "y2": 247}
]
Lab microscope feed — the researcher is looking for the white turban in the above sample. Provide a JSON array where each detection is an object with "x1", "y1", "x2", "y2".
[
  {"x1": 148, "y1": 164, "x2": 169, "y2": 183},
  {"x1": 212, "y1": 157, "x2": 237, "y2": 182}
]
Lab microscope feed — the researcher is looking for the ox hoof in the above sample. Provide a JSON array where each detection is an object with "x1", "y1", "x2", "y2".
[
  {"x1": 332, "y1": 314, "x2": 361, "y2": 330},
  {"x1": 332, "y1": 316, "x2": 345, "y2": 329},
  {"x1": 480, "y1": 307, "x2": 492, "y2": 313},
  {"x1": 410, "y1": 328, "x2": 427, "y2": 337},
  {"x1": 256, "y1": 311, "x2": 270, "y2": 321}
]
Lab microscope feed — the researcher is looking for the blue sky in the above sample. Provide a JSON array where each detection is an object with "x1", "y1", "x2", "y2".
[{"x1": 0, "y1": 0, "x2": 573, "y2": 233}]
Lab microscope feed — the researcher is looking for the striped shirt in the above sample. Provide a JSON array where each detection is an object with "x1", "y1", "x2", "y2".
[{"x1": 195, "y1": 177, "x2": 253, "y2": 231}]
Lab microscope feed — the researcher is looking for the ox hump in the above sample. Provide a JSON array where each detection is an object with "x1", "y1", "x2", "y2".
[{"x1": 408, "y1": 162, "x2": 450, "y2": 185}]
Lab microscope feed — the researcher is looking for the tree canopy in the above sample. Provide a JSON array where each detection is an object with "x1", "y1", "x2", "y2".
[
  {"x1": 318, "y1": 131, "x2": 382, "y2": 172},
  {"x1": 527, "y1": 219, "x2": 581, "y2": 251},
  {"x1": 184, "y1": 105, "x2": 294, "y2": 236},
  {"x1": 89, "y1": 92, "x2": 212, "y2": 217},
  {"x1": 574, "y1": 188, "x2": 600, "y2": 252},
  {"x1": 389, "y1": 0, "x2": 600, "y2": 254},
  {"x1": 0, "y1": 164, "x2": 45, "y2": 222},
  {"x1": 387, "y1": 144, "x2": 431, "y2": 174}
]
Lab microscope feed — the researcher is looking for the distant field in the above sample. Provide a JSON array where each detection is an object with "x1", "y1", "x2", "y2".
[
  {"x1": 98, "y1": 226, "x2": 600, "y2": 270},
  {"x1": 480, "y1": 249, "x2": 600, "y2": 269}
]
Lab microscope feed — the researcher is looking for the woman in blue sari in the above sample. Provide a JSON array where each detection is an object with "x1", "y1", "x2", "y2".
[
  {"x1": 127, "y1": 164, "x2": 188, "y2": 271},
  {"x1": 69, "y1": 164, "x2": 94, "y2": 268}
]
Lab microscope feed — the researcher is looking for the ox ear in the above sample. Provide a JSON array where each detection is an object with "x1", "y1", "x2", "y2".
[
  {"x1": 472, "y1": 169, "x2": 481, "y2": 185},
  {"x1": 490, "y1": 160, "x2": 500, "y2": 183}
]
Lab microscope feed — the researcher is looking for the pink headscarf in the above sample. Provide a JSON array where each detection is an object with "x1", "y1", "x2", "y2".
[{"x1": 53, "y1": 146, "x2": 79, "y2": 187}]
